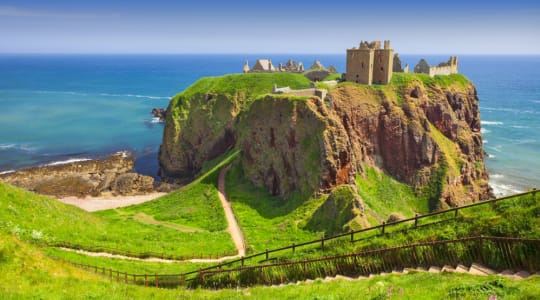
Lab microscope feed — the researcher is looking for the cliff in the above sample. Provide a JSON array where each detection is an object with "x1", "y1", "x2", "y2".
[{"x1": 159, "y1": 72, "x2": 491, "y2": 210}]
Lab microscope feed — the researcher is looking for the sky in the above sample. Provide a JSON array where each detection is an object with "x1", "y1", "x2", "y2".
[{"x1": 0, "y1": 0, "x2": 539, "y2": 54}]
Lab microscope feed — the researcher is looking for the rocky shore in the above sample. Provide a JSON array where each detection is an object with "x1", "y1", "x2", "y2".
[{"x1": 0, "y1": 152, "x2": 156, "y2": 198}]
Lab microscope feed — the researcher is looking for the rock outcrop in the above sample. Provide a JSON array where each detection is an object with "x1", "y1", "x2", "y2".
[
  {"x1": 160, "y1": 73, "x2": 491, "y2": 209},
  {"x1": 0, "y1": 152, "x2": 154, "y2": 198}
]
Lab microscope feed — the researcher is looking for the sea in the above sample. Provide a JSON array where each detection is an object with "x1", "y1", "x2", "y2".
[{"x1": 0, "y1": 54, "x2": 539, "y2": 196}]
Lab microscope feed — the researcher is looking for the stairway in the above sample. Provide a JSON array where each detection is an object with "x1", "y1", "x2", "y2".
[{"x1": 269, "y1": 263, "x2": 538, "y2": 288}]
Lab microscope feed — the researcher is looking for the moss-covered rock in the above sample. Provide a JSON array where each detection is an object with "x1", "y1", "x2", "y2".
[{"x1": 306, "y1": 185, "x2": 365, "y2": 235}]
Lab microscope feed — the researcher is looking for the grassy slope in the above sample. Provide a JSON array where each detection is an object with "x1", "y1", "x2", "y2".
[
  {"x1": 356, "y1": 166, "x2": 430, "y2": 226},
  {"x1": 226, "y1": 163, "x2": 326, "y2": 253},
  {"x1": 1, "y1": 231, "x2": 539, "y2": 299},
  {"x1": 0, "y1": 168, "x2": 235, "y2": 258}
]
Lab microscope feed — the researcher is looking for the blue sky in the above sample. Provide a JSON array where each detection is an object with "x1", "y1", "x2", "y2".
[{"x1": 0, "y1": 0, "x2": 539, "y2": 54}]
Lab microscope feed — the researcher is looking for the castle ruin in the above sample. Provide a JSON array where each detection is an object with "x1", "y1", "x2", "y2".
[
  {"x1": 345, "y1": 40, "x2": 459, "y2": 85},
  {"x1": 345, "y1": 40, "x2": 394, "y2": 85},
  {"x1": 414, "y1": 56, "x2": 458, "y2": 77}
]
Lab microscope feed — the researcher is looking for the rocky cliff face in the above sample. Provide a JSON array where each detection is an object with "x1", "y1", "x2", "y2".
[
  {"x1": 0, "y1": 152, "x2": 154, "y2": 198},
  {"x1": 160, "y1": 73, "x2": 491, "y2": 209}
]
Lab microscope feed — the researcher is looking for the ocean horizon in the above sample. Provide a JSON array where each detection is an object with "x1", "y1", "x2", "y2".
[{"x1": 1, "y1": 54, "x2": 539, "y2": 196}]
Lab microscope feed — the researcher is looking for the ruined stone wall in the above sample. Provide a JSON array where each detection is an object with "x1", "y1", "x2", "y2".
[{"x1": 345, "y1": 49, "x2": 373, "y2": 84}]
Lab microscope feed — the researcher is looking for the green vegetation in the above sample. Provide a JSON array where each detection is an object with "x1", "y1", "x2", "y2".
[
  {"x1": 2, "y1": 231, "x2": 538, "y2": 299},
  {"x1": 356, "y1": 166, "x2": 430, "y2": 225},
  {"x1": 225, "y1": 163, "x2": 325, "y2": 252},
  {"x1": 322, "y1": 73, "x2": 342, "y2": 81},
  {"x1": 306, "y1": 185, "x2": 361, "y2": 235},
  {"x1": 390, "y1": 72, "x2": 470, "y2": 89},
  {"x1": 0, "y1": 167, "x2": 236, "y2": 258}
]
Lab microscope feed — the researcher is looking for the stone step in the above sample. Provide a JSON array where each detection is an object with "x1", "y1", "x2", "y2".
[
  {"x1": 469, "y1": 263, "x2": 496, "y2": 276},
  {"x1": 455, "y1": 264, "x2": 469, "y2": 273},
  {"x1": 441, "y1": 265, "x2": 456, "y2": 273},
  {"x1": 428, "y1": 266, "x2": 441, "y2": 273},
  {"x1": 500, "y1": 269, "x2": 515, "y2": 277},
  {"x1": 334, "y1": 275, "x2": 354, "y2": 281},
  {"x1": 514, "y1": 271, "x2": 530, "y2": 279}
]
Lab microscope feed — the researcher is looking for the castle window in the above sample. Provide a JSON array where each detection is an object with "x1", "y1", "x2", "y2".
[{"x1": 361, "y1": 62, "x2": 364, "y2": 69}]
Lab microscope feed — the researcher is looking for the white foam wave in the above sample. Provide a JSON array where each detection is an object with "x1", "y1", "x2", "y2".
[
  {"x1": 0, "y1": 170, "x2": 15, "y2": 175},
  {"x1": 481, "y1": 128, "x2": 491, "y2": 134},
  {"x1": 44, "y1": 158, "x2": 92, "y2": 167},
  {"x1": 491, "y1": 174, "x2": 504, "y2": 179},
  {"x1": 511, "y1": 125, "x2": 530, "y2": 129},
  {"x1": 483, "y1": 140, "x2": 488, "y2": 144},
  {"x1": 99, "y1": 93, "x2": 170, "y2": 100},
  {"x1": 481, "y1": 107, "x2": 537, "y2": 115},
  {"x1": 481, "y1": 121, "x2": 504, "y2": 126},
  {"x1": 487, "y1": 145, "x2": 503, "y2": 153},
  {"x1": 32, "y1": 90, "x2": 169, "y2": 100},
  {"x1": 487, "y1": 153, "x2": 496, "y2": 159},
  {"x1": 0, "y1": 143, "x2": 35, "y2": 152},
  {"x1": 490, "y1": 182, "x2": 523, "y2": 197}
]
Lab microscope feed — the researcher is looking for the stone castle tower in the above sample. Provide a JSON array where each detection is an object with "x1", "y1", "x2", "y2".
[{"x1": 345, "y1": 40, "x2": 393, "y2": 85}]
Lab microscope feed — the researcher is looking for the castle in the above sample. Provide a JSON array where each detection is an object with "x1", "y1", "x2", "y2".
[
  {"x1": 345, "y1": 40, "x2": 459, "y2": 85},
  {"x1": 345, "y1": 40, "x2": 394, "y2": 85}
]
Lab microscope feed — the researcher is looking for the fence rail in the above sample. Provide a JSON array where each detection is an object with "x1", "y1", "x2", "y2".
[
  {"x1": 182, "y1": 189, "x2": 538, "y2": 276},
  {"x1": 64, "y1": 235, "x2": 540, "y2": 289}
]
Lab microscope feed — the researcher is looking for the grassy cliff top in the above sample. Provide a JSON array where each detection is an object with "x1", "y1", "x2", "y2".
[{"x1": 174, "y1": 72, "x2": 313, "y2": 101}]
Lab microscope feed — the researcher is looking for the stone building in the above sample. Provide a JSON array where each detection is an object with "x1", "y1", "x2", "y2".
[
  {"x1": 414, "y1": 56, "x2": 458, "y2": 77},
  {"x1": 345, "y1": 40, "x2": 394, "y2": 85},
  {"x1": 251, "y1": 59, "x2": 276, "y2": 72}
]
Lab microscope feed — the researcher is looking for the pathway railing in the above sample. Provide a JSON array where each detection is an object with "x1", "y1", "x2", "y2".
[
  {"x1": 180, "y1": 189, "x2": 538, "y2": 278},
  {"x1": 64, "y1": 235, "x2": 540, "y2": 289}
]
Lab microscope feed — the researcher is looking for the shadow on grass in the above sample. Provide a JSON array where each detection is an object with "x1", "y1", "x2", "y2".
[{"x1": 226, "y1": 163, "x2": 312, "y2": 219}]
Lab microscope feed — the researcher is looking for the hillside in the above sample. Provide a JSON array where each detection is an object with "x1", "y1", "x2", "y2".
[{"x1": 160, "y1": 72, "x2": 491, "y2": 218}]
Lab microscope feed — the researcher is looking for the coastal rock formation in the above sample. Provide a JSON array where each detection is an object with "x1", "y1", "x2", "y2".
[
  {"x1": 159, "y1": 73, "x2": 491, "y2": 209},
  {"x1": 151, "y1": 108, "x2": 167, "y2": 121},
  {"x1": 0, "y1": 152, "x2": 155, "y2": 198}
]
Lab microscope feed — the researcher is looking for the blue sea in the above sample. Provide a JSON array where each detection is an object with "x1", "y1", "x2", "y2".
[{"x1": 0, "y1": 54, "x2": 539, "y2": 196}]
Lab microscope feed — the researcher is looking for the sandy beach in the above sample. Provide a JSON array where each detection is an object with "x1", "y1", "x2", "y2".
[{"x1": 57, "y1": 192, "x2": 166, "y2": 212}]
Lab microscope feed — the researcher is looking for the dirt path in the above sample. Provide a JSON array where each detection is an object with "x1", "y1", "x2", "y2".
[
  {"x1": 56, "y1": 193, "x2": 166, "y2": 212},
  {"x1": 56, "y1": 164, "x2": 246, "y2": 262},
  {"x1": 218, "y1": 164, "x2": 246, "y2": 257},
  {"x1": 59, "y1": 247, "x2": 241, "y2": 263}
]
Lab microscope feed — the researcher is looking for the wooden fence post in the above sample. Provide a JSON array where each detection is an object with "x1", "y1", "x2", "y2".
[
  {"x1": 109, "y1": 269, "x2": 112, "y2": 281},
  {"x1": 454, "y1": 208, "x2": 459, "y2": 218},
  {"x1": 124, "y1": 272, "x2": 128, "y2": 284},
  {"x1": 155, "y1": 274, "x2": 159, "y2": 288},
  {"x1": 241, "y1": 256, "x2": 245, "y2": 267},
  {"x1": 414, "y1": 213, "x2": 419, "y2": 227},
  {"x1": 382, "y1": 221, "x2": 386, "y2": 234},
  {"x1": 350, "y1": 230, "x2": 354, "y2": 243},
  {"x1": 292, "y1": 243, "x2": 295, "y2": 253},
  {"x1": 144, "y1": 274, "x2": 148, "y2": 287},
  {"x1": 265, "y1": 249, "x2": 269, "y2": 260},
  {"x1": 321, "y1": 237, "x2": 325, "y2": 250},
  {"x1": 116, "y1": 270, "x2": 119, "y2": 282}
]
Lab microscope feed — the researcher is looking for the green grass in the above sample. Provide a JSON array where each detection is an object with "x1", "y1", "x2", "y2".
[
  {"x1": 389, "y1": 72, "x2": 470, "y2": 89},
  {"x1": 0, "y1": 148, "x2": 238, "y2": 271},
  {"x1": 356, "y1": 166, "x2": 430, "y2": 225},
  {"x1": 225, "y1": 163, "x2": 325, "y2": 253},
  {"x1": 44, "y1": 247, "x2": 210, "y2": 275},
  {"x1": 2, "y1": 231, "x2": 538, "y2": 299}
]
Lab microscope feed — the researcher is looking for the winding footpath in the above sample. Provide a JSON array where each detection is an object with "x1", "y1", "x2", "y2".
[
  {"x1": 56, "y1": 164, "x2": 246, "y2": 263},
  {"x1": 217, "y1": 164, "x2": 246, "y2": 257}
]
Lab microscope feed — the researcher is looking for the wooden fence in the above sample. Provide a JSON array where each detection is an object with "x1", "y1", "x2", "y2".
[
  {"x1": 65, "y1": 236, "x2": 540, "y2": 289},
  {"x1": 181, "y1": 189, "x2": 538, "y2": 277}
]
